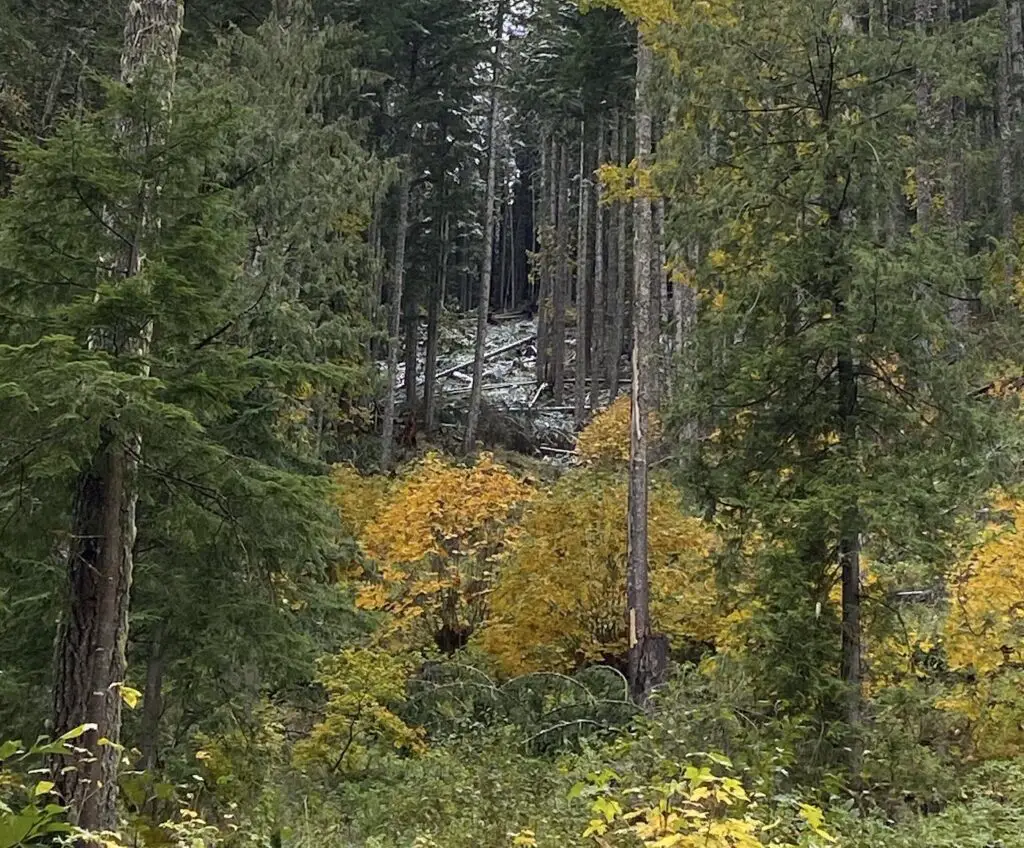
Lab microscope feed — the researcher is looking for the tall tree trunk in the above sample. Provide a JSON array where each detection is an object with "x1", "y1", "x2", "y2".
[
  {"x1": 627, "y1": 36, "x2": 664, "y2": 703},
  {"x1": 553, "y1": 140, "x2": 569, "y2": 405},
  {"x1": 575, "y1": 127, "x2": 591, "y2": 428},
  {"x1": 138, "y1": 622, "x2": 166, "y2": 772},
  {"x1": 590, "y1": 116, "x2": 607, "y2": 404},
  {"x1": 675, "y1": 243, "x2": 700, "y2": 441},
  {"x1": 536, "y1": 137, "x2": 551, "y2": 386},
  {"x1": 464, "y1": 0, "x2": 506, "y2": 452},
  {"x1": 425, "y1": 211, "x2": 448, "y2": 436},
  {"x1": 368, "y1": 194, "x2": 385, "y2": 358},
  {"x1": 404, "y1": 286, "x2": 418, "y2": 410},
  {"x1": 381, "y1": 168, "x2": 411, "y2": 470},
  {"x1": 651, "y1": 195, "x2": 667, "y2": 409},
  {"x1": 52, "y1": 0, "x2": 184, "y2": 832},
  {"x1": 607, "y1": 111, "x2": 627, "y2": 400}
]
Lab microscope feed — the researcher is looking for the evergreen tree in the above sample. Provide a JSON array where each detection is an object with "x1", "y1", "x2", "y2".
[{"x1": 656, "y1": 0, "x2": 1009, "y2": 730}]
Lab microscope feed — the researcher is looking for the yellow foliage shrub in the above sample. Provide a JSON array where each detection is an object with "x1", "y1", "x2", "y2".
[
  {"x1": 940, "y1": 495, "x2": 1024, "y2": 758},
  {"x1": 480, "y1": 470, "x2": 720, "y2": 675},
  {"x1": 577, "y1": 395, "x2": 662, "y2": 466},
  {"x1": 355, "y1": 453, "x2": 533, "y2": 650},
  {"x1": 331, "y1": 463, "x2": 391, "y2": 538}
]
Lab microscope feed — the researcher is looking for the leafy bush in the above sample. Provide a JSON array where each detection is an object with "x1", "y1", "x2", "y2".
[{"x1": 481, "y1": 470, "x2": 720, "y2": 675}]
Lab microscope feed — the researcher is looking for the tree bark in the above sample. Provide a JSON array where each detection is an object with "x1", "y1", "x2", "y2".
[
  {"x1": 425, "y1": 211, "x2": 448, "y2": 436},
  {"x1": 675, "y1": 243, "x2": 699, "y2": 442},
  {"x1": 138, "y1": 622, "x2": 166, "y2": 772},
  {"x1": 464, "y1": 0, "x2": 506, "y2": 452},
  {"x1": 404, "y1": 285, "x2": 419, "y2": 410},
  {"x1": 627, "y1": 36, "x2": 661, "y2": 703},
  {"x1": 381, "y1": 168, "x2": 412, "y2": 470},
  {"x1": 52, "y1": 0, "x2": 184, "y2": 832},
  {"x1": 552, "y1": 140, "x2": 570, "y2": 405},
  {"x1": 607, "y1": 111, "x2": 627, "y2": 400},
  {"x1": 575, "y1": 128, "x2": 591, "y2": 428},
  {"x1": 590, "y1": 116, "x2": 607, "y2": 405},
  {"x1": 651, "y1": 195, "x2": 667, "y2": 409},
  {"x1": 536, "y1": 137, "x2": 551, "y2": 386}
]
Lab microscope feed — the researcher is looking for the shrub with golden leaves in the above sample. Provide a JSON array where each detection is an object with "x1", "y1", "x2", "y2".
[
  {"x1": 480, "y1": 470, "x2": 720, "y2": 675},
  {"x1": 331, "y1": 463, "x2": 391, "y2": 538},
  {"x1": 577, "y1": 395, "x2": 662, "y2": 466},
  {"x1": 939, "y1": 494, "x2": 1024, "y2": 758},
  {"x1": 356, "y1": 453, "x2": 533, "y2": 651}
]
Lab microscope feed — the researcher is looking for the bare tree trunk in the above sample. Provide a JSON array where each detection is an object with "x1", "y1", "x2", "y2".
[
  {"x1": 575, "y1": 128, "x2": 591, "y2": 427},
  {"x1": 138, "y1": 622, "x2": 166, "y2": 772},
  {"x1": 553, "y1": 140, "x2": 569, "y2": 404},
  {"x1": 627, "y1": 37, "x2": 664, "y2": 703},
  {"x1": 425, "y1": 212, "x2": 448, "y2": 436},
  {"x1": 536, "y1": 138, "x2": 551, "y2": 386},
  {"x1": 590, "y1": 116, "x2": 607, "y2": 404},
  {"x1": 651, "y1": 195, "x2": 667, "y2": 408},
  {"x1": 52, "y1": 0, "x2": 184, "y2": 832},
  {"x1": 465, "y1": 0, "x2": 506, "y2": 452},
  {"x1": 381, "y1": 168, "x2": 411, "y2": 470},
  {"x1": 404, "y1": 286, "x2": 418, "y2": 410},
  {"x1": 607, "y1": 111, "x2": 627, "y2": 400},
  {"x1": 675, "y1": 243, "x2": 700, "y2": 442},
  {"x1": 368, "y1": 194, "x2": 385, "y2": 358}
]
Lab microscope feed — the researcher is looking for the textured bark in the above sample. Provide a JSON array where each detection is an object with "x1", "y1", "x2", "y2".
[
  {"x1": 552, "y1": 141, "x2": 570, "y2": 405},
  {"x1": 627, "y1": 37, "x2": 660, "y2": 703},
  {"x1": 575, "y1": 130, "x2": 591, "y2": 428},
  {"x1": 381, "y1": 168, "x2": 411, "y2": 470},
  {"x1": 464, "y1": 0, "x2": 505, "y2": 452},
  {"x1": 590, "y1": 116, "x2": 607, "y2": 403},
  {"x1": 52, "y1": 0, "x2": 184, "y2": 833}
]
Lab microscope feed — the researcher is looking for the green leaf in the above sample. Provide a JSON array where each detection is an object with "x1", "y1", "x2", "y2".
[
  {"x1": 57, "y1": 724, "x2": 97, "y2": 743},
  {"x1": 0, "y1": 813, "x2": 37, "y2": 848}
]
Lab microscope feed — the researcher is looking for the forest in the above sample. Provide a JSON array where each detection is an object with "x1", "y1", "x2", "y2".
[{"x1": 3, "y1": 0, "x2": 1024, "y2": 845}]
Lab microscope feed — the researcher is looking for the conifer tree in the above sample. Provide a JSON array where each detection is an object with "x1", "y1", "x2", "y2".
[
  {"x1": 46, "y1": 0, "x2": 184, "y2": 829},
  {"x1": 651, "y1": 0, "x2": 1008, "y2": 729}
]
